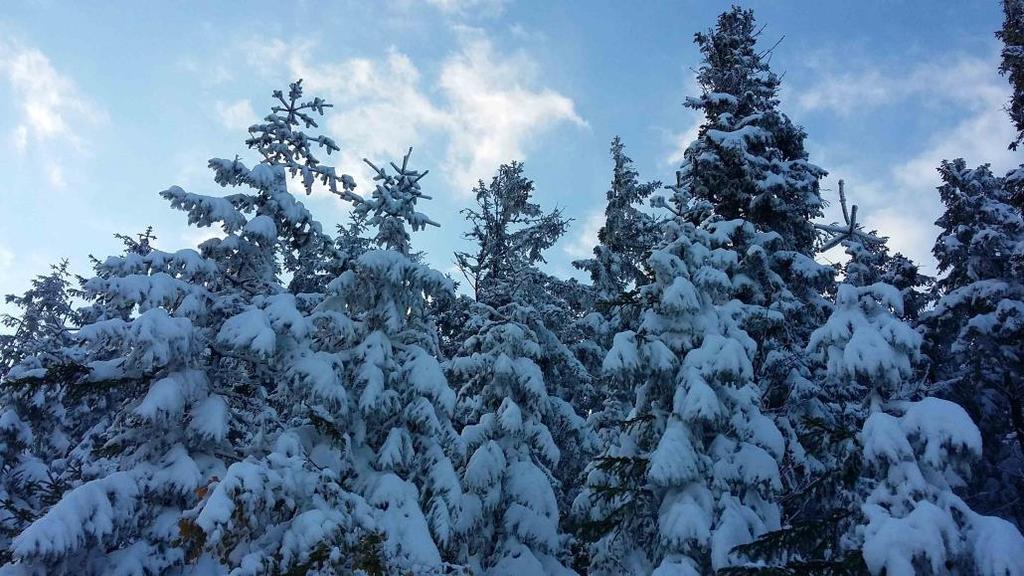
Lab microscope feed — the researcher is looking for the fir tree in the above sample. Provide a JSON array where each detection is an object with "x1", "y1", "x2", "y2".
[
  {"x1": 4, "y1": 81, "x2": 384, "y2": 575},
  {"x1": 0, "y1": 260, "x2": 80, "y2": 378},
  {"x1": 923, "y1": 159, "x2": 1024, "y2": 528},
  {"x1": 735, "y1": 188, "x2": 1024, "y2": 574},
  {"x1": 450, "y1": 162, "x2": 590, "y2": 573},
  {"x1": 454, "y1": 162, "x2": 592, "y2": 413},
  {"x1": 676, "y1": 8, "x2": 834, "y2": 475},
  {"x1": 806, "y1": 221, "x2": 1024, "y2": 575},
  {"x1": 455, "y1": 162, "x2": 570, "y2": 306},
  {"x1": 573, "y1": 136, "x2": 662, "y2": 333},
  {"x1": 448, "y1": 301, "x2": 580, "y2": 575},
  {"x1": 999, "y1": 0, "x2": 1024, "y2": 151},
  {"x1": 0, "y1": 260, "x2": 83, "y2": 561},
  {"x1": 318, "y1": 149, "x2": 466, "y2": 572},
  {"x1": 575, "y1": 184, "x2": 786, "y2": 575}
]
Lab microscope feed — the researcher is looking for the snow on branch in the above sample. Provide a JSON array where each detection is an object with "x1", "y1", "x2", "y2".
[{"x1": 815, "y1": 179, "x2": 887, "y2": 252}]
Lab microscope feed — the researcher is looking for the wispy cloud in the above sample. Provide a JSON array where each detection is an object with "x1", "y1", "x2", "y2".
[
  {"x1": 663, "y1": 73, "x2": 703, "y2": 166},
  {"x1": 230, "y1": 31, "x2": 584, "y2": 196},
  {"x1": 799, "y1": 52, "x2": 1015, "y2": 272},
  {"x1": 0, "y1": 40, "x2": 106, "y2": 191},
  {"x1": 438, "y1": 31, "x2": 586, "y2": 191},
  {"x1": 793, "y1": 54, "x2": 1007, "y2": 117},
  {"x1": 425, "y1": 0, "x2": 508, "y2": 18},
  {"x1": 562, "y1": 209, "x2": 603, "y2": 260},
  {"x1": 215, "y1": 99, "x2": 258, "y2": 132},
  {"x1": 0, "y1": 41, "x2": 105, "y2": 151}
]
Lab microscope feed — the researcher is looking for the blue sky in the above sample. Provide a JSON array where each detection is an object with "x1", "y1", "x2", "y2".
[{"x1": 0, "y1": 1, "x2": 1018, "y2": 306}]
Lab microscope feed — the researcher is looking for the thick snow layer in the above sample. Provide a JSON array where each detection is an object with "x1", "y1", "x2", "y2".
[{"x1": 13, "y1": 472, "x2": 139, "y2": 559}]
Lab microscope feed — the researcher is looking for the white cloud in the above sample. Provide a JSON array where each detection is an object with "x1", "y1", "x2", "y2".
[
  {"x1": 439, "y1": 33, "x2": 586, "y2": 191},
  {"x1": 0, "y1": 42, "x2": 104, "y2": 150},
  {"x1": 663, "y1": 116, "x2": 702, "y2": 167},
  {"x1": 425, "y1": 0, "x2": 508, "y2": 17},
  {"x1": 794, "y1": 55, "x2": 1008, "y2": 117},
  {"x1": 0, "y1": 41, "x2": 105, "y2": 191},
  {"x1": 294, "y1": 48, "x2": 452, "y2": 189},
  {"x1": 215, "y1": 99, "x2": 258, "y2": 132},
  {"x1": 233, "y1": 33, "x2": 584, "y2": 196},
  {"x1": 791, "y1": 69, "x2": 893, "y2": 116},
  {"x1": 797, "y1": 52, "x2": 1016, "y2": 273},
  {"x1": 562, "y1": 209, "x2": 603, "y2": 260}
]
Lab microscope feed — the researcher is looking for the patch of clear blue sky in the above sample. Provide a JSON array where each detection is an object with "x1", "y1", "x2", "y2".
[{"x1": 0, "y1": 1, "x2": 1014, "y2": 305}]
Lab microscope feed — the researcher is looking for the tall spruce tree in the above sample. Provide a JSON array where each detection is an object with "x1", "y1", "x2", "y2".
[
  {"x1": 449, "y1": 162, "x2": 589, "y2": 574},
  {"x1": 674, "y1": 5, "x2": 835, "y2": 545},
  {"x1": 571, "y1": 138, "x2": 665, "y2": 469},
  {"x1": 318, "y1": 149, "x2": 466, "y2": 572},
  {"x1": 729, "y1": 189, "x2": 1024, "y2": 574},
  {"x1": 923, "y1": 159, "x2": 1024, "y2": 529},
  {"x1": 575, "y1": 182, "x2": 787, "y2": 574},
  {"x1": 678, "y1": 5, "x2": 833, "y2": 417}
]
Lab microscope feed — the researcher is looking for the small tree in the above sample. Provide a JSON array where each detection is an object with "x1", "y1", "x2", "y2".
[
  {"x1": 573, "y1": 136, "x2": 662, "y2": 333},
  {"x1": 455, "y1": 162, "x2": 570, "y2": 306},
  {"x1": 0, "y1": 260, "x2": 80, "y2": 378}
]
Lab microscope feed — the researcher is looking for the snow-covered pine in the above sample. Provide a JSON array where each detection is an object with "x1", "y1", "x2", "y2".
[
  {"x1": 0, "y1": 260, "x2": 83, "y2": 560},
  {"x1": 318, "y1": 148, "x2": 466, "y2": 573},
  {"x1": 1, "y1": 82, "x2": 384, "y2": 575},
  {"x1": 454, "y1": 161, "x2": 592, "y2": 432},
  {"x1": 999, "y1": 0, "x2": 1024, "y2": 152},
  {"x1": 572, "y1": 138, "x2": 664, "y2": 439},
  {"x1": 449, "y1": 162, "x2": 591, "y2": 573},
  {"x1": 675, "y1": 8, "x2": 835, "y2": 504},
  {"x1": 575, "y1": 182, "x2": 786, "y2": 575},
  {"x1": 802, "y1": 205, "x2": 1024, "y2": 575},
  {"x1": 447, "y1": 300, "x2": 579, "y2": 576},
  {"x1": 0, "y1": 260, "x2": 80, "y2": 379},
  {"x1": 682, "y1": 7, "x2": 827, "y2": 256},
  {"x1": 455, "y1": 161, "x2": 570, "y2": 306},
  {"x1": 573, "y1": 136, "x2": 662, "y2": 336},
  {"x1": 923, "y1": 159, "x2": 1024, "y2": 530}
]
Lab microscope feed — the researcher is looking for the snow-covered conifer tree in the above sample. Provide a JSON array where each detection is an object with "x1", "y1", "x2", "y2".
[
  {"x1": 456, "y1": 162, "x2": 570, "y2": 306},
  {"x1": 923, "y1": 159, "x2": 1024, "y2": 528},
  {"x1": 666, "y1": 17, "x2": 857, "y2": 568},
  {"x1": 573, "y1": 136, "x2": 662, "y2": 334},
  {"x1": 575, "y1": 183, "x2": 786, "y2": 575},
  {"x1": 0, "y1": 260, "x2": 79, "y2": 378},
  {"x1": 450, "y1": 162, "x2": 590, "y2": 573},
  {"x1": 675, "y1": 8, "x2": 834, "y2": 487},
  {"x1": 448, "y1": 301, "x2": 580, "y2": 575},
  {"x1": 455, "y1": 162, "x2": 592, "y2": 415},
  {"x1": 0, "y1": 260, "x2": 82, "y2": 559},
  {"x1": 316, "y1": 149, "x2": 466, "y2": 573},
  {"x1": 571, "y1": 138, "x2": 663, "y2": 437},
  {"x1": 1000, "y1": 0, "x2": 1024, "y2": 151},
  {"x1": 800, "y1": 209, "x2": 1024, "y2": 575},
  {"x1": 2, "y1": 81, "x2": 385, "y2": 575}
]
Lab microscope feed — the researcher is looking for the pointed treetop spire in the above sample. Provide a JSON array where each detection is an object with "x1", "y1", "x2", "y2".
[
  {"x1": 244, "y1": 79, "x2": 357, "y2": 197},
  {"x1": 356, "y1": 147, "x2": 439, "y2": 255}
]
